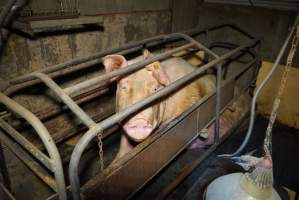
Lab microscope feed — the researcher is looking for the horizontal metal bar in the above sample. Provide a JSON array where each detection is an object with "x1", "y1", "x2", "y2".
[
  {"x1": 8, "y1": 35, "x2": 167, "y2": 85},
  {"x1": 69, "y1": 39, "x2": 258, "y2": 200},
  {"x1": 0, "y1": 93, "x2": 67, "y2": 200},
  {"x1": 4, "y1": 24, "x2": 257, "y2": 96},
  {"x1": 0, "y1": 129, "x2": 57, "y2": 192},
  {"x1": 63, "y1": 42, "x2": 195, "y2": 96},
  {"x1": 0, "y1": 118, "x2": 52, "y2": 170},
  {"x1": 33, "y1": 73, "x2": 96, "y2": 128},
  {"x1": 4, "y1": 47, "x2": 141, "y2": 96}
]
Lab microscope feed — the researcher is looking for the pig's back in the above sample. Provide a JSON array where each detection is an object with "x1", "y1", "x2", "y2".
[
  {"x1": 161, "y1": 57, "x2": 195, "y2": 82},
  {"x1": 160, "y1": 57, "x2": 216, "y2": 122}
]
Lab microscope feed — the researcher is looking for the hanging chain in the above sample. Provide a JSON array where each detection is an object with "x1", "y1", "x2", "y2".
[
  {"x1": 264, "y1": 26, "x2": 299, "y2": 158},
  {"x1": 96, "y1": 132, "x2": 104, "y2": 171}
]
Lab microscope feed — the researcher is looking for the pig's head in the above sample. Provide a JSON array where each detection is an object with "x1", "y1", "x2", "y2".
[{"x1": 103, "y1": 50, "x2": 170, "y2": 142}]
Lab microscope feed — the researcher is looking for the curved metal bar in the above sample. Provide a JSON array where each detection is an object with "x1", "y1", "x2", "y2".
[
  {"x1": 69, "y1": 40, "x2": 258, "y2": 200},
  {"x1": 33, "y1": 72, "x2": 96, "y2": 128},
  {"x1": 0, "y1": 92, "x2": 67, "y2": 200}
]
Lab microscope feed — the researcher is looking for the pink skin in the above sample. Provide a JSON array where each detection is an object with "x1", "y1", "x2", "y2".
[
  {"x1": 188, "y1": 114, "x2": 233, "y2": 149},
  {"x1": 123, "y1": 118, "x2": 155, "y2": 142}
]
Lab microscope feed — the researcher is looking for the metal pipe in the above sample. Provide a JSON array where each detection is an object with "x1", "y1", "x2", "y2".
[
  {"x1": 0, "y1": 0, "x2": 16, "y2": 27},
  {"x1": 69, "y1": 40, "x2": 258, "y2": 200},
  {"x1": 0, "y1": 141, "x2": 11, "y2": 192},
  {"x1": 3, "y1": 24, "x2": 257, "y2": 97},
  {"x1": 0, "y1": 93, "x2": 67, "y2": 200},
  {"x1": 4, "y1": 46, "x2": 142, "y2": 96},
  {"x1": 63, "y1": 43, "x2": 195, "y2": 96},
  {"x1": 214, "y1": 64, "x2": 222, "y2": 143},
  {"x1": 0, "y1": 129, "x2": 58, "y2": 192},
  {"x1": 9, "y1": 35, "x2": 167, "y2": 85},
  {"x1": 34, "y1": 73, "x2": 96, "y2": 128},
  {"x1": 219, "y1": 13, "x2": 299, "y2": 157},
  {"x1": 8, "y1": 24, "x2": 255, "y2": 87},
  {"x1": 0, "y1": 118, "x2": 52, "y2": 170}
]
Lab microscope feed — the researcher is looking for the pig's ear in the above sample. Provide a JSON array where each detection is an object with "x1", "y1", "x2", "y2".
[
  {"x1": 147, "y1": 62, "x2": 170, "y2": 86},
  {"x1": 143, "y1": 49, "x2": 152, "y2": 59},
  {"x1": 102, "y1": 55, "x2": 128, "y2": 73}
]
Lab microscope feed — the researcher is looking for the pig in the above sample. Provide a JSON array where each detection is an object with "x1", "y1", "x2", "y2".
[{"x1": 103, "y1": 49, "x2": 217, "y2": 159}]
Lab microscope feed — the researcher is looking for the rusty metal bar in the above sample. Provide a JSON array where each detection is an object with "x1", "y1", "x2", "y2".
[
  {"x1": 33, "y1": 72, "x2": 96, "y2": 128},
  {"x1": 0, "y1": 129, "x2": 57, "y2": 192},
  {"x1": 0, "y1": 93, "x2": 66, "y2": 200},
  {"x1": 68, "y1": 39, "x2": 258, "y2": 200},
  {"x1": 0, "y1": 118, "x2": 52, "y2": 170}
]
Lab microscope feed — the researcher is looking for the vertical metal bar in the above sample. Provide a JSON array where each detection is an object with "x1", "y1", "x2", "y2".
[
  {"x1": 33, "y1": 73, "x2": 96, "y2": 128},
  {"x1": 214, "y1": 64, "x2": 222, "y2": 143},
  {"x1": 0, "y1": 92, "x2": 66, "y2": 200},
  {"x1": 0, "y1": 141, "x2": 11, "y2": 191}
]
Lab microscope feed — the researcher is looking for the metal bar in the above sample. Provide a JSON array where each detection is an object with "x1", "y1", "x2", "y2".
[
  {"x1": 63, "y1": 42, "x2": 195, "y2": 96},
  {"x1": 156, "y1": 110, "x2": 250, "y2": 200},
  {"x1": 2, "y1": 24, "x2": 257, "y2": 97},
  {"x1": 33, "y1": 72, "x2": 96, "y2": 128},
  {"x1": 4, "y1": 47, "x2": 141, "y2": 96},
  {"x1": 7, "y1": 24, "x2": 256, "y2": 87},
  {"x1": 0, "y1": 182, "x2": 15, "y2": 200},
  {"x1": 8, "y1": 34, "x2": 167, "y2": 85},
  {"x1": 0, "y1": 0, "x2": 16, "y2": 26},
  {"x1": 0, "y1": 118, "x2": 52, "y2": 170},
  {"x1": 215, "y1": 64, "x2": 222, "y2": 143},
  {"x1": 0, "y1": 129, "x2": 57, "y2": 192},
  {"x1": 0, "y1": 142, "x2": 11, "y2": 191},
  {"x1": 0, "y1": 93, "x2": 67, "y2": 200},
  {"x1": 69, "y1": 39, "x2": 258, "y2": 200}
]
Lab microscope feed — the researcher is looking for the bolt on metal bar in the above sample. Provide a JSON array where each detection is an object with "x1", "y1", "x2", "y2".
[
  {"x1": 0, "y1": 118, "x2": 52, "y2": 170},
  {"x1": 0, "y1": 92, "x2": 67, "y2": 200},
  {"x1": 33, "y1": 72, "x2": 96, "y2": 128},
  {"x1": 69, "y1": 39, "x2": 258, "y2": 200},
  {"x1": 0, "y1": 129, "x2": 58, "y2": 192},
  {"x1": 63, "y1": 42, "x2": 195, "y2": 96}
]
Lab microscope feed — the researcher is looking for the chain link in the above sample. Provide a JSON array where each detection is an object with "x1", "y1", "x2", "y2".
[
  {"x1": 96, "y1": 132, "x2": 104, "y2": 171},
  {"x1": 264, "y1": 26, "x2": 299, "y2": 158}
]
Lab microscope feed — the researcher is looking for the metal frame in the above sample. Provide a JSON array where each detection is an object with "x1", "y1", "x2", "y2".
[{"x1": 0, "y1": 24, "x2": 259, "y2": 199}]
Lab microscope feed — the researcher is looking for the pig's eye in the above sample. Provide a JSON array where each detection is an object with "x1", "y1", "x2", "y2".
[
  {"x1": 120, "y1": 85, "x2": 128, "y2": 90},
  {"x1": 151, "y1": 86, "x2": 159, "y2": 93}
]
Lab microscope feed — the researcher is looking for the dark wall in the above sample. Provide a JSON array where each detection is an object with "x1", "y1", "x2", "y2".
[{"x1": 195, "y1": 3, "x2": 298, "y2": 65}]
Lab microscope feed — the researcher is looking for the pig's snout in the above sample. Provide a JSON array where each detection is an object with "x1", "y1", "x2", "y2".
[{"x1": 123, "y1": 118, "x2": 154, "y2": 142}]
